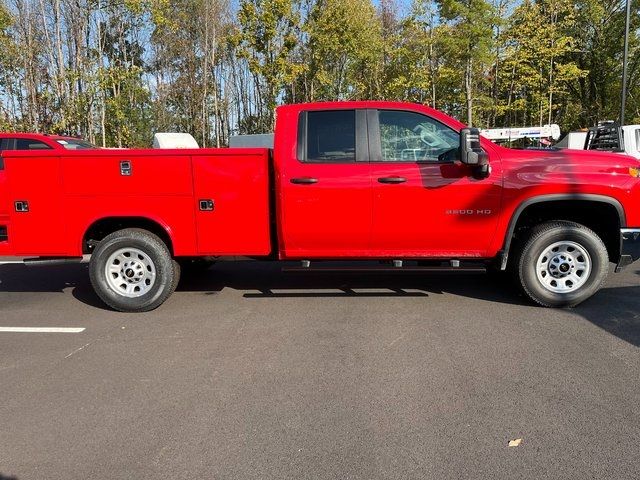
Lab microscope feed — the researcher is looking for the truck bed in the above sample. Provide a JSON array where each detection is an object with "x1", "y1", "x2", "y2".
[{"x1": 0, "y1": 148, "x2": 272, "y2": 257}]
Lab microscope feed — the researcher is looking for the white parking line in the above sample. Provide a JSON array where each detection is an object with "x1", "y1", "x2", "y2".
[{"x1": 0, "y1": 327, "x2": 86, "y2": 333}]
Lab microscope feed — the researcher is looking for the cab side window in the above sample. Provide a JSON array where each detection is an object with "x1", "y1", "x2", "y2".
[
  {"x1": 15, "y1": 139, "x2": 53, "y2": 150},
  {"x1": 378, "y1": 110, "x2": 459, "y2": 162},
  {"x1": 0, "y1": 139, "x2": 10, "y2": 153},
  {"x1": 300, "y1": 110, "x2": 356, "y2": 162}
]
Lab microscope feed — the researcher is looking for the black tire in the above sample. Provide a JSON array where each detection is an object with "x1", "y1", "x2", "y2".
[
  {"x1": 515, "y1": 221, "x2": 609, "y2": 307},
  {"x1": 170, "y1": 259, "x2": 182, "y2": 293},
  {"x1": 89, "y1": 228, "x2": 180, "y2": 312}
]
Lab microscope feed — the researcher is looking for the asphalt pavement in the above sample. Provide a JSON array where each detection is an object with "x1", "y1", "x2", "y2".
[{"x1": 0, "y1": 261, "x2": 639, "y2": 479}]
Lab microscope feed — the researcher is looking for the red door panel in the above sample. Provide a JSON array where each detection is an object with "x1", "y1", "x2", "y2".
[
  {"x1": 5, "y1": 153, "x2": 66, "y2": 255},
  {"x1": 192, "y1": 151, "x2": 271, "y2": 256},
  {"x1": 279, "y1": 163, "x2": 372, "y2": 257},
  {"x1": 371, "y1": 161, "x2": 502, "y2": 257}
]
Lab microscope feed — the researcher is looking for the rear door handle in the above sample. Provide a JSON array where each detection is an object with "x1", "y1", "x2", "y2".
[
  {"x1": 290, "y1": 177, "x2": 319, "y2": 185},
  {"x1": 378, "y1": 176, "x2": 407, "y2": 184}
]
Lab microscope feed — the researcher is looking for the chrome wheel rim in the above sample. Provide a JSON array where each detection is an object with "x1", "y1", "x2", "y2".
[
  {"x1": 105, "y1": 248, "x2": 156, "y2": 298},
  {"x1": 536, "y1": 241, "x2": 591, "y2": 294}
]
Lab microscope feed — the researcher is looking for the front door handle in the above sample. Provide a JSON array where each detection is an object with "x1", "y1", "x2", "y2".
[
  {"x1": 378, "y1": 176, "x2": 407, "y2": 184},
  {"x1": 290, "y1": 177, "x2": 319, "y2": 185}
]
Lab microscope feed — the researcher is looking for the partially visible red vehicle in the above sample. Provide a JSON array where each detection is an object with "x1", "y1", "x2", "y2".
[
  {"x1": 1, "y1": 102, "x2": 639, "y2": 312},
  {"x1": 0, "y1": 133, "x2": 98, "y2": 151}
]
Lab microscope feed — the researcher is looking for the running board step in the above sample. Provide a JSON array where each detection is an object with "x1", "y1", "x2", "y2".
[
  {"x1": 282, "y1": 265, "x2": 487, "y2": 273},
  {"x1": 23, "y1": 257, "x2": 84, "y2": 266}
]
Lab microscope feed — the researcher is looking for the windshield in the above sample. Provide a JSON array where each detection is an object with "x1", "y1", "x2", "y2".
[{"x1": 56, "y1": 138, "x2": 98, "y2": 150}]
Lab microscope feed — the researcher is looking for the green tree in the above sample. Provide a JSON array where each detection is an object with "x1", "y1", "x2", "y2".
[
  {"x1": 497, "y1": 0, "x2": 586, "y2": 128},
  {"x1": 382, "y1": 1, "x2": 449, "y2": 108},
  {"x1": 0, "y1": 1, "x2": 16, "y2": 130},
  {"x1": 570, "y1": 0, "x2": 640, "y2": 127},
  {"x1": 302, "y1": 0, "x2": 384, "y2": 101},
  {"x1": 437, "y1": 0, "x2": 496, "y2": 126},
  {"x1": 234, "y1": 0, "x2": 302, "y2": 131}
]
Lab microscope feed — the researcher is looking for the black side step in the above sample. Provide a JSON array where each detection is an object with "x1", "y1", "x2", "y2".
[
  {"x1": 23, "y1": 257, "x2": 84, "y2": 266},
  {"x1": 282, "y1": 265, "x2": 487, "y2": 273}
]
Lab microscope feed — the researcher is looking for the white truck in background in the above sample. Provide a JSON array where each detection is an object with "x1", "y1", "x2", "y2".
[{"x1": 558, "y1": 122, "x2": 640, "y2": 160}]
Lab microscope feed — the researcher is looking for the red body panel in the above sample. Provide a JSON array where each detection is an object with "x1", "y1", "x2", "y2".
[
  {"x1": 191, "y1": 151, "x2": 271, "y2": 256},
  {"x1": 0, "y1": 148, "x2": 272, "y2": 257},
  {"x1": 1, "y1": 101, "x2": 639, "y2": 262},
  {"x1": 369, "y1": 160, "x2": 503, "y2": 257}
]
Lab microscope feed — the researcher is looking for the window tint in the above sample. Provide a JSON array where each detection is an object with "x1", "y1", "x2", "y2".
[
  {"x1": 15, "y1": 139, "x2": 53, "y2": 150},
  {"x1": 0, "y1": 139, "x2": 10, "y2": 152},
  {"x1": 305, "y1": 110, "x2": 356, "y2": 162},
  {"x1": 378, "y1": 110, "x2": 459, "y2": 162}
]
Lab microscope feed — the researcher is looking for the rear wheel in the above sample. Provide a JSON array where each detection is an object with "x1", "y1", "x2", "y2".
[
  {"x1": 89, "y1": 228, "x2": 180, "y2": 312},
  {"x1": 516, "y1": 221, "x2": 609, "y2": 307}
]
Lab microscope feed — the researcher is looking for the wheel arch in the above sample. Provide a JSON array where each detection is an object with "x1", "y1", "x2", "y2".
[
  {"x1": 82, "y1": 216, "x2": 175, "y2": 255},
  {"x1": 499, "y1": 194, "x2": 625, "y2": 270}
]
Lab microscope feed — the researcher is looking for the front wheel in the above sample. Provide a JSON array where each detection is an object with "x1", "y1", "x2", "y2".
[
  {"x1": 516, "y1": 221, "x2": 609, "y2": 307},
  {"x1": 89, "y1": 228, "x2": 180, "y2": 312}
]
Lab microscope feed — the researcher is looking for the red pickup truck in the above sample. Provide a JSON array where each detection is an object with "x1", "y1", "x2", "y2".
[{"x1": 1, "y1": 101, "x2": 639, "y2": 312}]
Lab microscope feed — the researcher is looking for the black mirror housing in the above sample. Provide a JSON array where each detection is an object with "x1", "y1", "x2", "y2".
[{"x1": 460, "y1": 128, "x2": 488, "y2": 166}]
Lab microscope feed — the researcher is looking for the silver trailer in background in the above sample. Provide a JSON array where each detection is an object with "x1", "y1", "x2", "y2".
[
  {"x1": 555, "y1": 131, "x2": 588, "y2": 150},
  {"x1": 229, "y1": 134, "x2": 274, "y2": 149}
]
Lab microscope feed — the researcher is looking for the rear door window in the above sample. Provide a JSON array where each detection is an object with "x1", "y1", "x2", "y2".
[
  {"x1": 15, "y1": 139, "x2": 53, "y2": 150},
  {"x1": 302, "y1": 110, "x2": 357, "y2": 162}
]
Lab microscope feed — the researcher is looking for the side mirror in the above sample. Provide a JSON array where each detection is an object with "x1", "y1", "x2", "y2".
[
  {"x1": 460, "y1": 128, "x2": 488, "y2": 165},
  {"x1": 460, "y1": 128, "x2": 490, "y2": 179}
]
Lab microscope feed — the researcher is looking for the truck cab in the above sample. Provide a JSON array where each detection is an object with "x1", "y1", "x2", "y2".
[{"x1": 274, "y1": 103, "x2": 502, "y2": 259}]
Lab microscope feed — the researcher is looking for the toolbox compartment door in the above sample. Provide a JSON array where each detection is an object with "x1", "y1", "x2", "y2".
[
  {"x1": 192, "y1": 150, "x2": 271, "y2": 256},
  {"x1": 4, "y1": 151, "x2": 66, "y2": 255}
]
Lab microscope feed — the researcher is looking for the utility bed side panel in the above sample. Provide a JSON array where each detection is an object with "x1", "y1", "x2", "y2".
[
  {"x1": 62, "y1": 151, "x2": 193, "y2": 196},
  {"x1": 192, "y1": 150, "x2": 271, "y2": 256},
  {"x1": 64, "y1": 196, "x2": 197, "y2": 256},
  {"x1": 1, "y1": 148, "x2": 270, "y2": 258},
  {"x1": 60, "y1": 150, "x2": 197, "y2": 256}
]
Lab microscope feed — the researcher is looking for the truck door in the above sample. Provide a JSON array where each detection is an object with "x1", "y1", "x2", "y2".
[
  {"x1": 278, "y1": 109, "x2": 372, "y2": 258},
  {"x1": 5, "y1": 144, "x2": 66, "y2": 256},
  {"x1": 369, "y1": 109, "x2": 502, "y2": 257}
]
